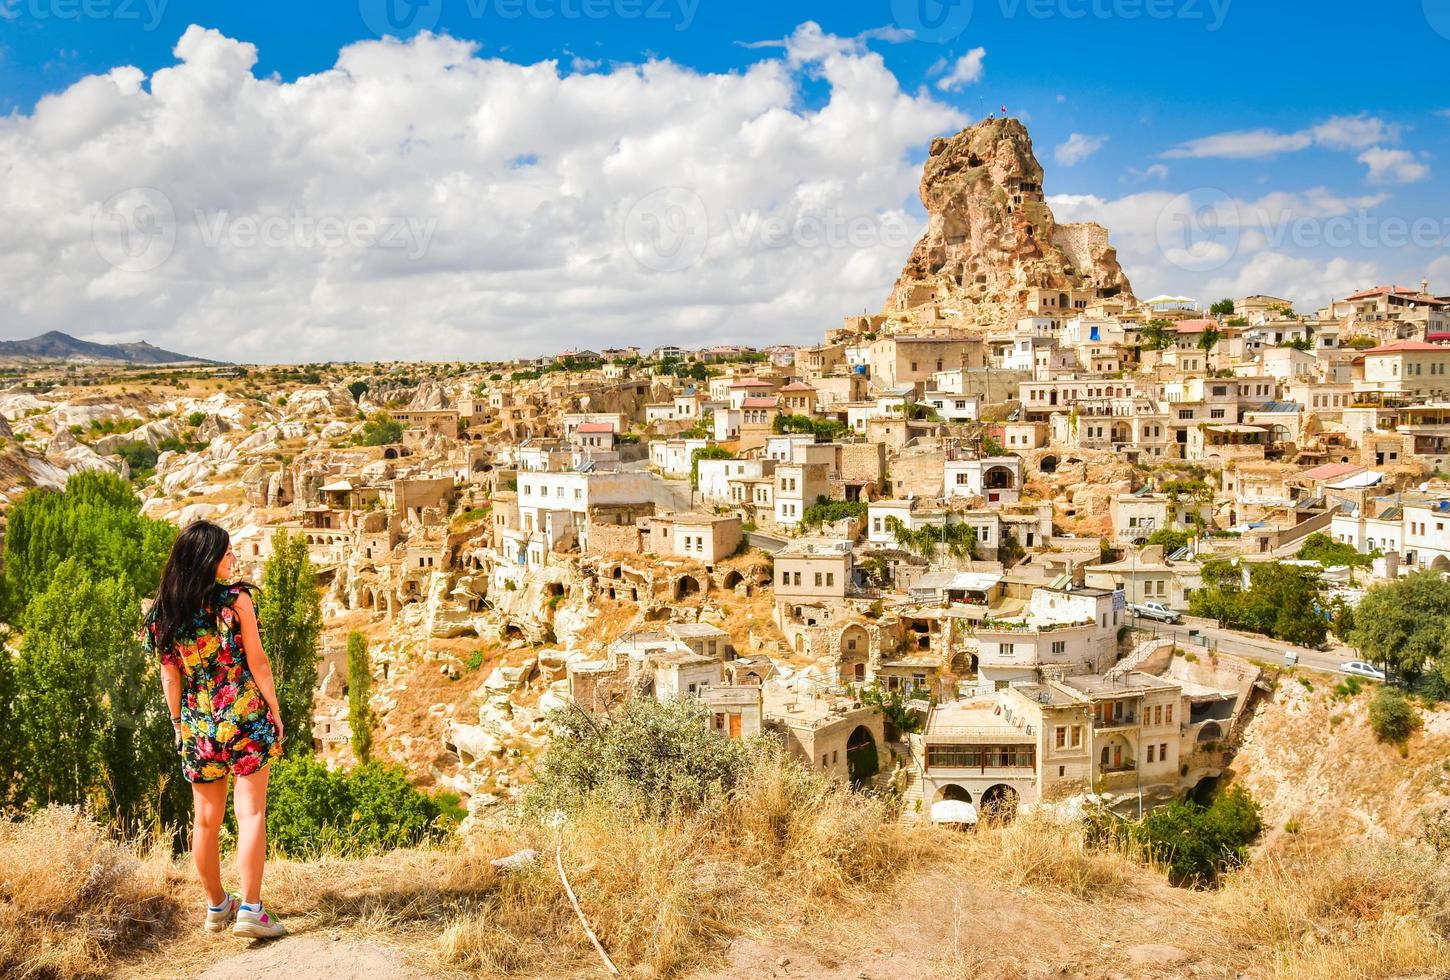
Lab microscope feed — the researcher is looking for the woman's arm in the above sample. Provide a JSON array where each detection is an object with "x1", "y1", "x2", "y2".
[
  {"x1": 234, "y1": 591, "x2": 285, "y2": 743},
  {"x1": 160, "y1": 660, "x2": 183, "y2": 723}
]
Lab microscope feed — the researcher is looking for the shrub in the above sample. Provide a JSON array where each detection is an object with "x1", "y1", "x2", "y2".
[
  {"x1": 1368, "y1": 686, "x2": 1420, "y2": 744},
  {"x1": 186, "y1": 410, "x2": 207, "y2": 427},
  {"x1": 1105, "y1": 785, "x2": 1262, "y2": 887},
  {"x1": 526, "y1": 697, "x2": 751, "y2": 821},
  {"x1": 265, "y1": 756, "x2": 450, "y2": 857},
  {"x1": 464, "y1": 649, "x2": 486, "y2": 672}
]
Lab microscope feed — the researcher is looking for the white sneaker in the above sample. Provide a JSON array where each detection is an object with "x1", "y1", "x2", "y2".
[
  {"x1": 203, "y1": 894, "x2": 238, "y2": 933},
  {"x1": 233, "y1": 903, "x2": 287, "y2": 939}
]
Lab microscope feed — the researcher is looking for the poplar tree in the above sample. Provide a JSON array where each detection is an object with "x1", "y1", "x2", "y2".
[
  {"x1": 257, "y1": 529, "x2": 321, "y2": 757},
  {"x1": 346, "y1": 631, "x2": 374, "y2": 763}
]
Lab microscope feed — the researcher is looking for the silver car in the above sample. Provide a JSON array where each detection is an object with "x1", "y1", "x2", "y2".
[{"x1": 1339, "y1": 661, "x2": 1386, "y2": 681}]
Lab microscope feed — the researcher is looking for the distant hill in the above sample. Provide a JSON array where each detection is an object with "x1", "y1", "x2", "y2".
[{"x1": 0, "y1": 331, "x2": 222, "y2": 365}]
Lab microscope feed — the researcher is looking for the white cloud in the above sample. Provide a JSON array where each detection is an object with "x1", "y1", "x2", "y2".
[
  {"x1": 1163, "y1": 113, "x2": 1399, "y2": 160},
  {"x1": 1054, "y1": 133, "x2": 1107, "y2": 166},
  {"x1": 1047, "y1": 187, "x2": 1404, "y2": 311},
  {"x1": 935, "y1": 48, "x2": 986, "y2": 92},
  {"x1": 1357, "y1": 147, "x2": 1430, "y2": 185},
  {"x1": 0, "y1": 23, "x2": 963, "y2": 362},
  {"x1": 1125, "y1": 164, "x2": 1170, "y2": 182}
]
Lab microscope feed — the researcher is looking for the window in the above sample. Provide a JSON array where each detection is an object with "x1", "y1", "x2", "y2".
[
  {"x1": 814, "y1": 572, "x2": 822, "y2": 587},
  {"x1": 1164, "y1": 704, "x2": 1173, "y2": 725},
  {"x1": 826, "y1": 573, "x2": 835, "y2": 587},
  {"x1": 1071, "y1": 725, "x2": 1082, "y2": 748},
  {"x1": 1000, "y1": 643, "x2": 1016, "y2": 656},
  {"x1": 1178, "y1": 409, "x2": 1194, "y2": 419},
  {"x1": 1160, "y1": 742, "x2": 1168, "y2": 759},
  {"x1": 1147, "y1": 744, "x2": 1155, "y2": 763},
  {"x1": 1055, "y1": 726, "x2": 1066, "y2": 749},
  {"x1": 1051, "y1": 641, "x2": 1066, "y2": 654}
]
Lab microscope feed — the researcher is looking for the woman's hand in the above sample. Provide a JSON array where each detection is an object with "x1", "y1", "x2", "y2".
[
  {"x1": 272, "y1": 712, "x2": 285, "y2": 746},
  {"x1": 172, "y1": 719, "x2": 184, "y2": 754}
]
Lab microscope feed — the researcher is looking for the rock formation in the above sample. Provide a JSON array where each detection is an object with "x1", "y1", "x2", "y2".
[{"x1": 884, "y1": 116, "x2": 1134, "y2": 329}]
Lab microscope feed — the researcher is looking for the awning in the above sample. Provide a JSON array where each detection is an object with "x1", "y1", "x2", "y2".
[{"x1": 930, "y1": 800, "x2": 979, "y2": 825}]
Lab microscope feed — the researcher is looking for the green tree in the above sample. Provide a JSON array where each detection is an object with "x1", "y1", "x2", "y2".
[
  {"x1": 1147, "y1": 529, "x2": 1189, "y2": 553},
  {"x1": 1349, "y1": 572, "x2": 1450, "y2": 684},
  {"x1": 347, "y1": 380, "x2": 369, "y2": 402},
  {"x1": 355, "y1": 412, "x2": 404, "y2": 446},
  {"x1": 1128, "y1": 785, "x2": 1261, "y2": 887},
  {"x1": 258, "y1": 530, "x2": 322, "y2": 757},
  {"x1": 801, "y1": 498, "x2": 867, "y2": 528},
  {"x1": 1368, "y1": 686, "x2": 1420, "y2": 744},
  {"x1": 1139, "y1": 320, "x2": 1176, "y2": 351},
  {"x1": 1197, "y1": 327, "x2": 1224, "y2": 352},
  {"x1": 689, "y1": 445, "x2": 734, "y2": 487},
  {"x1": 14, "y1": 561, "x2": 108, "y2": 809},
  {"x1": 347, "y1": 631, "x2": 374, "y2": 763},
  {"x1": 526, "y1": 698, "x2": 750, "y2": 821},
  {"x1": 1189, "y1": 561, "x2": 1326, "y2": 647},
  {"x1": 1296, "y1": 532, "x2": 1375, "y2": 568},
  {"x1": 265, "y1": 756, "x2": 448, "y2": 857},
  {"x1": 1209, "y1": 299, "x2": 1235, "y2": 316},
  {"x1": 0, "y1": 471, "x2": 173, "y2": 620}
]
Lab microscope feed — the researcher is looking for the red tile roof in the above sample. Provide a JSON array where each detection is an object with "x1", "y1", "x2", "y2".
[
  {"x1": 576, "y1": 423, "x2": 615, "y2": 434},
  {"x1": 1298, "y1": 461, "x2": 1364, "y2": 483},
  {"x1": 779, "y1": 382, "x2": 815, "y2": 392},
  {"x1": 741, "y1": 397, "x2": 779, "y2": 409},
  {"x1": 1174, "y1": 319, "x2": 1218, "y2": 333},
  {"x1": 1363, "y1": 340, "x2": 1450, "y2": 355},
  {"x1": 729, "y1": 379, "x2": 774, "y2": 388}
]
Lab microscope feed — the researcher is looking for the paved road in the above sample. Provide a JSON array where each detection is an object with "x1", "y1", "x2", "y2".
[{"x1": 1131, "y1": 614, "x2": 1358, "y2": 675}]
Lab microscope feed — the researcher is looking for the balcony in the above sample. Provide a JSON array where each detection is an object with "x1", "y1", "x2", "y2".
[{"x1": 1094, "y1": 714, "x2": 1137, "y2": 731}]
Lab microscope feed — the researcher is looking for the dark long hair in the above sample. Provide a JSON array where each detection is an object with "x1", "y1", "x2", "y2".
[{"x1": 148, "y1": 520, "x2": 245, "y2": 653}]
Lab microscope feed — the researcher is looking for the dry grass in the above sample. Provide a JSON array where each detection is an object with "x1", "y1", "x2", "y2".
[
  {"x1": 437, "y1": 751, "x2": 941, "y2": 977},
  {"x1": 955, "y1": 811, "x2": 1143, "y2": 900},
  {"x1": 0, "y1": 807, "x2": 184, "y2": 979},
  {"x1": 1210, "y1": 842, "x2": 1450, "y2": 978}
]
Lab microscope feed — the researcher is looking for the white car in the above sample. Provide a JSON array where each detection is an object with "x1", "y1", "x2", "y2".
[{"x1": 1339, "y1": 661, "x2": 1386, "y2": 681}]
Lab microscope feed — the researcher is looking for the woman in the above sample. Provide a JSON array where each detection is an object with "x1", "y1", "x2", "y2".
[{"x1": 143, "y1": 520, "x2": 287, "y2": 939}]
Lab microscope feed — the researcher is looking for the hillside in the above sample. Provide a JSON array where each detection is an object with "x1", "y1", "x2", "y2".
[
  {"x1": 5, "y1": 671, "x2": 1447, "y2": 980},
  {"x1": 0, "y1": 331, "x2": 220, "y2": 365}
]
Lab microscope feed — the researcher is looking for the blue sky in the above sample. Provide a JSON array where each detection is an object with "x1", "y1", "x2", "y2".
[{"x1": 0, "y1": 0, "x2": 1446, "y2": 359}]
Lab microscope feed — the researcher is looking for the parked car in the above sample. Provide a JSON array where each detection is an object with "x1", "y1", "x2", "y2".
[
  {"x1": 1339, "y1": 661, "x2": 1386, "y2": 681},
  {"x1": 1129, "y1": 601, "x2": 1182, "y2": 624}
]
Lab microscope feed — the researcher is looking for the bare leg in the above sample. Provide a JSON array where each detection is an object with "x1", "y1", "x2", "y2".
[
  {"x1": 191, "y1": 778, "x2": 230, "y2": 907},
  {"x1": 234, "y1": 765, "x2": 271, "y2": 906}
]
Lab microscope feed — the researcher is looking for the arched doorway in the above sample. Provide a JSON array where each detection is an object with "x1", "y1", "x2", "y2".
[
  {"x1": 846, "y1": 725, "x2": 878, "y2": 785},
  {"x1": 721, "y1": 569, "x2": 744, "y2": 591},
  {"x1": 983, "y1": 466, "x2": 1015, "y2": 490},
  {"x1": 1040, "y1": 455, "x2": 1058, "y2": 474},
  {"x1": 1433, "y1": 555, "x2": 1450, "y2": 574},
  {"x1": 934, "y1": 784, "x2": 972, "y2": 803},
  {"x1": 675, "y1": 576, "x2": 702, "y2": 600},
  {"x1": 1197, "y1": 721, "x2": 1223, "y2": 743},
  {"x1": 979, "y1": 783, "x2": 1019, "y2": 822}
]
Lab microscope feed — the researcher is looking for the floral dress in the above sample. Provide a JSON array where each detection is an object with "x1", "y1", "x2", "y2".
[{"x1": 142, "y1": 583, "x2": 282, "y2": 783}]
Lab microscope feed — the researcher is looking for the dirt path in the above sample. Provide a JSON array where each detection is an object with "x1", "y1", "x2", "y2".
[{"x1": 196, "y1": 934, "x2": 422, "y2": 979}]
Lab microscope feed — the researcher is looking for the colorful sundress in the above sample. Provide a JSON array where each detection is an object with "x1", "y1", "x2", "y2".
[{"x1": 142, "y1": 583, "x2": 282, "y2": 783}]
